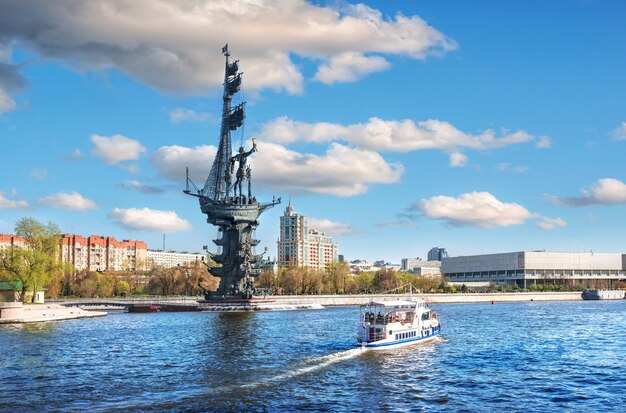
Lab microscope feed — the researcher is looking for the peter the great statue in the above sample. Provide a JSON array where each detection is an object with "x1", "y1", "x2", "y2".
[{"x1": 185, "y1": 45, "x2": 280, "y2": 301}]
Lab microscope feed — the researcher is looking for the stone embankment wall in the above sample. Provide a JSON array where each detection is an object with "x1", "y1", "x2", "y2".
[
  {"x1": 264, "y1": 292, "x2": 582, "y2": 306},
  {"x1": 0, "y1": 302, "x2": 24, "y2": 319}
]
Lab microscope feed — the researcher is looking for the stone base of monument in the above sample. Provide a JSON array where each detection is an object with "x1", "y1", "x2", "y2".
[{"x1": 198, "y1": 297, "x2": 323, "y2": 312}]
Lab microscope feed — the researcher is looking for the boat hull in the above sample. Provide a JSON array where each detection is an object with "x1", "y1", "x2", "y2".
[{"x1": 358, "y1": 330, "x2": 441, "y2": 350}]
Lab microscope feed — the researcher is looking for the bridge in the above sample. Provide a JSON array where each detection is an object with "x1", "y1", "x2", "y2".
[{"x1": 53, "y1": 297, "x2": 202, "y2": 312}]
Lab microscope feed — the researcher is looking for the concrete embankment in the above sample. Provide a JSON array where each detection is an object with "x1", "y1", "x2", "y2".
[
  {"x1": 0, "y1": 303, "x2": 106, "y2": 324},
  {"x1": 262, "y1": 292, "x2": 582, "y2": 306}
]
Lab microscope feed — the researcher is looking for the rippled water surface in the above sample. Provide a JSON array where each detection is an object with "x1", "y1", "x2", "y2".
[{"x1": 1, "y1": 300, "x2": 625, "y2": 412}]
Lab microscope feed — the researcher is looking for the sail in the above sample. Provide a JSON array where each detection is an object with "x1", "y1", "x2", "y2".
[
  {"x1": 227, "y1": 74, "x2": 242, "y2": 96},
  {"x1": 227, "y1": 61, "x2": 239, "y2": 77},
  {"x1": 228, "y1": 104, "x2": 245, "y2": 131}
]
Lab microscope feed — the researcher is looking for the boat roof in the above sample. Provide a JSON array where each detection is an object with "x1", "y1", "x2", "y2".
[{"x1": 366, "y1": 300, "x2": 419, "y2": 307}]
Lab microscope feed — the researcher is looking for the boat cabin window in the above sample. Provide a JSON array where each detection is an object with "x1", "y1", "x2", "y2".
[{"x1": 422, "y1": 311, "x2": 430, "y2": 320}]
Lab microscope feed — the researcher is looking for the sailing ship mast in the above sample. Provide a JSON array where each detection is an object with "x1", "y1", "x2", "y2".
[{"x1": 201, "y1": 44, "x2": 245, "y2": 202}]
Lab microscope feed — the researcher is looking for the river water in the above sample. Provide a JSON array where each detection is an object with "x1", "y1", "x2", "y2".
[{"x1": 1, "y1": 300, "x2": 625, "y2": 412}]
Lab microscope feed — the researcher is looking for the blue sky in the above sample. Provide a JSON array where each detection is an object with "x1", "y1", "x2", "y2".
[{"x1": 1, "y1": 0, "x2": 625, "y2": 263}]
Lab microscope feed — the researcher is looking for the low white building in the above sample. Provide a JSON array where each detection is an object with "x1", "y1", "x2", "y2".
[
  {"x1": 349, "y1": 259, "x2": 373, "y2": 273},
  {"x1": 442, "y1": 251, "x2": 626, "y2": 288},
  {"x1": 401, "y1": 258, "x2": 441, "y2": 275},
  {"x1": 147, "y1": 250, "x2": 206, "y2": 268}
]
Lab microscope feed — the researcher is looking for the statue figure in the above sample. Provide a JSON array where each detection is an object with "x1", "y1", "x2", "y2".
[{"x1": 230, "y1": 138, "x2": 257, "y2": 200}]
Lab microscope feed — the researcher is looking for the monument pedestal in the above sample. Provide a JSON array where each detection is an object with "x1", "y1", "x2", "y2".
[{"x1": 198, "y1": 297, "x2": 323, "y2": 312}]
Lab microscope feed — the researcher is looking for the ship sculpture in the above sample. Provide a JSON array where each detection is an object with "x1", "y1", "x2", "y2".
[{"x1": 185, "y1": 45, "x2": 280, "y2": 300}]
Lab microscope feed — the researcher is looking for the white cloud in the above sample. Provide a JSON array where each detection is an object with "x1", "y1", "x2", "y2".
[
  {"x1": 314, "y1": 52, "x2": 390, "y2": 84},
  {"x1": 37, "y1": 191, "x2": 97, "y2": 211},
  {"x1": 535, "y1": 137, "x2": 552, "y2": 148},
  {"x1": 610, "y1": 122, "x2": 626, "y2": 141},
  {"x1": 0, "y1": 41, "x2": 27, "y2": 116},
  {"x1": 152, "y1": 144, "x2": 217, "y2": 184},
  {"x1": 547, "y1": 178, "x2": 626, "y2": 206},
  {"x1": 30, "y1": 169, "x2": 48, "y2": 180},
  {"x1": 0, "y1": 192, "x2": 28, "y2": 209},
  {"x1": 308, "y1": 218, "x2": 357, "y2": 236},
  {"x1": 0, "y1": 89, "x2": 16, "y2": 115},
  {"x1": 121, "y1": 180, "x2": 164, "y2": 194},
  {"x1": 449, "y1": 152, "x2": 468, "y2": 168},
  {"x1": 0, "y1": 1, "x2": 455, "y2": 94},
  {"x1": 169, "y1": 108, "x2": 213, "y2": 123},
  {"x1": 153, "y1": 141, "x2": 403, "y2": 197},
  {"x1": 537, "y1": 217, "x2": 567, "y2": 230},
  {"x1": 109, "y1": 207, "x2": 192, "y2": 232},
  {"x1": 257, "y1": 116, "x2": 544, "y2": 166},
  {"x1": 497, "y1": 163, "x2": 528, "y2": 173},
  {"x1": 252, "y1": 141, "x2": 403, "y2": 196},
  {"x1": 91, "y1": 134, "x2": 146, "y2": 164},
  {"x1": 64, "y1": 149, "x2": 83, "y2": 161},
  {"x1": 413, "y1": 192, "x2": 538, "y2": 228}
]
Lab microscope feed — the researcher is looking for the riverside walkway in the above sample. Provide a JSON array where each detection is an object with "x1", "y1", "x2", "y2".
[{"x1": 52, "y1": 291, "x2": 583, "y2": 309}]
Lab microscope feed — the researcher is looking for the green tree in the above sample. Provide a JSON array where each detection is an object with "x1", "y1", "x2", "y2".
[
  {"x1": 324, "y1": 261, "x2": 351, "y2": 294},
  {"x1": 351, "y1": 272, "x2": 374, "y2": 294},
  {"x1": 373, "y1": 268, "x2": 400, "y2": 293},
  {"x1": 116, "y1": 280, "x2": 131, "y2": 296},
  {"x1": 0, "y1": 217, "x2": 61, "y2": 302}
]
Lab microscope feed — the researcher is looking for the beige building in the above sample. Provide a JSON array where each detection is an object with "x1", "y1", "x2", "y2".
[
  {"x1": 0, "y1": 282, "x2": 45, "y2": 303},
  {"x1": 0, "y1": 234, "x2": 26, "y2": 251},
  {"x1": 60, "y1": 234, "x2": 147, "y2": 272},
  {"x1": 277, "y1": 202, "x2": 338, "y2": 270}
]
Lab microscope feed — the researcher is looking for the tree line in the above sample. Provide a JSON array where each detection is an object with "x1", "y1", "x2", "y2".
[
  {"x1": 1, "y1": 217, "x2": 445, "y2": 302},
  {"x1": 255, "y1": 263, "x2": 442, "y2": 295}
]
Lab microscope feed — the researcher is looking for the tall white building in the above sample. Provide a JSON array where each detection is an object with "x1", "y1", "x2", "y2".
[{"x1": 277, "y1": 202, "x2": 338, "y2": 270}]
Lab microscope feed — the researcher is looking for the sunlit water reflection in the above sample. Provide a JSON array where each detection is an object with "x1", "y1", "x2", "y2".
[{"x1": 1, "y1": 301, "x2": 625, "y2": 412}]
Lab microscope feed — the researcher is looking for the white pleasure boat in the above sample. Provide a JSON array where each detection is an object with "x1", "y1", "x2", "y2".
[{"x1": 356, "y1": 299, "x2": 441, "y2": 350}]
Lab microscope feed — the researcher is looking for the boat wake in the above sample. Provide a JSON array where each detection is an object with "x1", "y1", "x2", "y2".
[{"x1": 242, "y1": 347, "x2": 365, "y2": 389}]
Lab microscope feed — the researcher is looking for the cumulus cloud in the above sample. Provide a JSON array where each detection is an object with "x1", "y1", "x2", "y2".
[
  {"x1": 0, "y1": 1, "x2": 454, "y2": 94},
  {"x1": 0, "y1": 41, "x2": 28, "y2": 116},
  {"x1": 537, "y1": 217, "x2": 567, "y2": 230},
  {"x1": 109, "y1": 207, "x2": 192, "y2": 232},
  {"x1": 153, "y1": 141, "x2": 403, "y2": 196},
  {"x1": 121, "y1": 180, "x2": 164, "y2": 194},
  {"x1": 547, "y1": 178, "x2": 626, "y2": 206},
  {"x1": 412, "y1": 192, "x2": 538, "y2": 228},
  {"x1": 252, "y1": 142, "x2": 403, "y2": 196},
  {"x1": 314, "y1": 52, "x2": 390, "y2": 84},
  {"x1": 152, "y1": 144, "x2": 217, "y2": 184},
  {"x1": 0, "y1": 192, "x2": 28, "y2": 209},
  {"x1": 610, "y1": 122, "x2": 626, "y2": 141},
  {"x1": 449, "y1": 152, "x2": 468, "y2": 168},
  {"x1": 169, "y1": 108, "x2": 213, "y2": 123},
  {"x1": 308, "y1": 218, "x2": 357, "y2": 236},
  {"x1": 37, "y1": 191, "x2": 97, "y2": 211},
  {"x1": 90, "y1": 134, "x2": 146, "y2": 165},
  {"x1": 258, "y1": 116, "x2": 544, "y2": 166},
  {"x1": 0, "y1": 89, "x2": 16, "y2": 115}
]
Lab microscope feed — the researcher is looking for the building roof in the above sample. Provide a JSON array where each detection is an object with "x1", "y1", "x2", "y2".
[{"x1": 0, "y1": 281, "x2": 23, "y2": 291}]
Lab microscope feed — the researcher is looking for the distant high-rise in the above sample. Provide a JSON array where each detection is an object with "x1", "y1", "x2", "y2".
[
  {"x1": 277, "y1": 202, "x2": 338, "y2": 270},
  {"x1": 428, "y1": 247, "x2": 448, "y2": 261}
]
